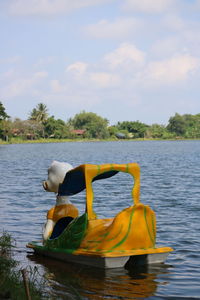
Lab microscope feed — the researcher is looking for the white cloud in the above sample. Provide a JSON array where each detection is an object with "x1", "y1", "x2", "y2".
[
  {"x1": 151, "y1": 37, "x2": 183, "y2": 58},
  {"x1": 34, "y1": 71, "x2": 48, "y2": 78},
  {"x1": 162, "y1": 14, "x2": 185, "y2": 31},
  {"x1": 103, "y1": 43, "x2": 145, "y2": 70},
  {"x1": 2, "y1": 50, "x2": 198, "y2": 106},
  {"x1": 0, "y1": 56, "x2": 21, "y2": 64},
  {"x1": 2, "y1": 79, "x2": 34, "y2": 98},
  {"x1": 181, "y1": 27, "x2": 200, "y2": 55},
  {"x1": 89, "y1": 72, "x2": 120, "y2": 88},
  {"x1": 50, "y1": 80, "x2": 64, "y2": 93},
  {"x1": 47, "y1": 47, "x2": 200, "y2": 104},
  {"x1": 66, "y1": 60, "x2": 120, "y2": 88},
  {"x1": 0, "y1": 69, "x2": 15, "y2": 80},
  {"x1": 123, "y1": 0, "x2": 175, "y2": 14},
  {"x1": 8, "y1": 0, "x2": 113, "y2": 16},
  {"x1": 34, "y1": 57, "x2": 55, "y2": 68},
  {"x1": 84, "y1": 17, "x2": 143, "y2": 39},
  {"x1": 66, "y1": 62, "x2": 88, "y2": 76},
  {"x1": 1, "y1": 70, "x2": 48, "y2": 98},
  {"x1": 1, "y1": 46, "x2": 200, "y2": 123},
  {"x1": 150, "y1": 17, "x2": 200, "y2": 58},
  {"x1": 140, "y1": 54, "x2": 199, "y2": 86}
]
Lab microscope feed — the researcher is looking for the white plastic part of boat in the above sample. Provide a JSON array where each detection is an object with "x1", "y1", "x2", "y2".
[{"x1": 29, "y1": 244, "x2": 170, "y2": 269}]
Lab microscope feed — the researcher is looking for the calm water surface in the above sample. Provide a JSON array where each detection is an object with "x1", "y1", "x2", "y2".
[{"x1": 0, "y1": 140, "x2": 200, "y2": 299}]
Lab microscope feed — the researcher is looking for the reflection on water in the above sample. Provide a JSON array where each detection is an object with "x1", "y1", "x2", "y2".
[{"x1": 27, "y1": 253, "x2": 170, "y2": 300}]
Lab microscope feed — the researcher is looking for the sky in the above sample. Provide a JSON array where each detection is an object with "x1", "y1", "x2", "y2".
[{"x1": 1, "y1": 0, "x2": 200, "y2": 126}]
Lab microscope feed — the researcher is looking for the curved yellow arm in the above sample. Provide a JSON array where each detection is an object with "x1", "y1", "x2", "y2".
[{"x1": 83, "y1": 163, "x2": 140, "y2": 220}]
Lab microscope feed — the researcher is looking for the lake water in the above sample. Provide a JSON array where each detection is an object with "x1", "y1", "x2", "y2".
[{"x1": 0, "y1": 140, "x2": 200, "y2": 299}]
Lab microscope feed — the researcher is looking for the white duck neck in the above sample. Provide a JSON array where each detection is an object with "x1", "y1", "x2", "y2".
[{"x1": 56, "y1": 195, "x2": 71, "y2": 206}]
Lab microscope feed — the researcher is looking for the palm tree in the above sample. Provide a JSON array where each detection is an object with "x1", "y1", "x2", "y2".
[
  {"x1": 29, "y1": 103, "x2": 48, "y2": 124},
  {"x1": 29, "y1": 103, "x2": 49, "y2": 138}
]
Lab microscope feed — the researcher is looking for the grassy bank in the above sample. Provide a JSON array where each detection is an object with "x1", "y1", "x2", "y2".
[
  {"x1": 0, "y1": 231, "x2": 48, "y2": 299},
  {"x1": 0, "y1": 137, "x2": 199, "y2": 145},
  {"x1": 0, "y1": 137, "x2": 119, "y2": 144}
]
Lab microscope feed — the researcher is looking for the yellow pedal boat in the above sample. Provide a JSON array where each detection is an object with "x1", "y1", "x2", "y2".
[{"x1": 27, "y1": 163, "x2": 173, "y2": 269}]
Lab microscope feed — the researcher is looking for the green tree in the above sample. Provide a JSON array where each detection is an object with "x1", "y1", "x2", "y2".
[
  {"x1": 117, "y1": 121, "x2": 148, "y2": 138},
  {"x1": 0, "y1": 102, "x2": 9, "y2": 121},
  {"x1": 146, "y1": 124, "x2": 167, "y2": 139},
  {"x1": 108, "y1": 126, "x2": 118, "y2": 138},
  {"x1": 183, "y1": 114, "x2": 200, "y2": 138},
  {"x1": 183, "y1": 114, "x2": 195, "y2": 127},
  {"x1": 1, "y1": 120, "x2": 12, "y2": 141},
  {"x1": 167, "y1": 113, "x2": 186, "y2": 136},
  {"x1": 0, "y1": 102, "x2": 10, "y2": 140},
  {"x1": 44, "y1": 116, "x2": 69, "y2": 138},
  {"x1": 69, "y1": 111, "x2": 109, "y2": 139}
]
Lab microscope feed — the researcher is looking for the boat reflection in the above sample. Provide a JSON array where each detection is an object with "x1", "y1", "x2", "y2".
[{"x1": 27, "y1": 253, "x2": 171, "y2": 299}]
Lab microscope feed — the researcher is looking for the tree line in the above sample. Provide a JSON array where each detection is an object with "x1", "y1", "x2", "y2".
[{"x1": 0, "y1": 101, "x2": 200, "y2": 141}]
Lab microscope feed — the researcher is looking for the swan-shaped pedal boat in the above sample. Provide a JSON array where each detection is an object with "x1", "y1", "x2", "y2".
[{"x1": 27, "y1": 163, "x2": 173, "y2": 269}]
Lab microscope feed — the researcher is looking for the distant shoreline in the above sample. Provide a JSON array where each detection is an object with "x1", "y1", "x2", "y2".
[{"x1": 1, "y1": 137, "x2": 199, "y2": 145}]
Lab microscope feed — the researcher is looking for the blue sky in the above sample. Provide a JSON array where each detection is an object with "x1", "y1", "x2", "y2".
[{"x1": 1, "y1": 0, "x2": 200, "y2": 125}]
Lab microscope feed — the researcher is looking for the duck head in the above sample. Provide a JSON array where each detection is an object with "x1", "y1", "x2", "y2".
[{"x1": 43, "y1": 160, "x2": 73, "y2": 193}]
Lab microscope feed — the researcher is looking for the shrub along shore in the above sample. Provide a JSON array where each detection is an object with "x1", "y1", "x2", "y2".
[{"x1": 0, "y1": 231, "x2": 48, "y2": 299}]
